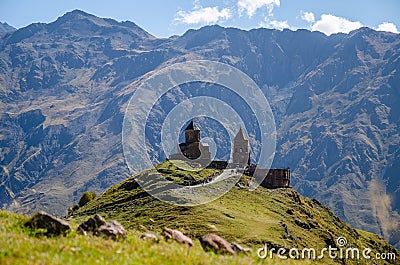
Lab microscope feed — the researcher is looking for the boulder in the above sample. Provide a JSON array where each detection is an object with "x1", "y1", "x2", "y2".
[
  {"x1": 77, "y1": 214, "x2": 107, "y2": 235},
  {"x1": 96, "y1": 220, "x2": 127, "y2": 240},
  {"x1": 140, "y1": 232, "x2": 160, "y2": 242},
  {"x1": 162, "y1": 228, "x2": 193, "y2": 247},
  {"x1": 199, "y1": 234, "x2": 235, "y2": 255},
  {"x1": 231, "y1": 242, "x2": 251, "y2": 254},
  {"x1": 25, "y1": 211, "x2": 71, "y2": 236}
]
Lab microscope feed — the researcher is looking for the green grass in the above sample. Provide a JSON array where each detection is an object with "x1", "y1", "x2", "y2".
[
  {"x1": 0, "y1": 210, "x2": 307, "y2": 265},
  {"x1": 2, "y1": 163, "x2": 399, "y2": 265},
  {"x1": 155, "y1": 160, "x2": 221, "y2": 185}
]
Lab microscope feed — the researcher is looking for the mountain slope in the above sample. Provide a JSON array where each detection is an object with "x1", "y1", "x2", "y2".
[
  {"x1": 70, "y1": 171, "x2": 399, "y2": 264},
  {"x1": 0, "y1": 10, "x2": 399, "y2": 248}
]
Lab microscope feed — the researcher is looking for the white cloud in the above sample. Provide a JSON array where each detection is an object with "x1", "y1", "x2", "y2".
[
  {"x1": 175, "y1": 6, "x2": 232, "y2": 25},
  {"x1": 311, "y1": 14, "x2": 363, "y2": 35},
  {"x1": 301, "y1": 11, "x2": 315, "y2": 23},
  {"x1": 260, "y1": 19, "x2": 291, "y2": 30},
  {"x1": 375, "y1": 22, "x2": 399, "y2": 33},
  {"x1": 268, "y1": 20, "x2": 290, "y2": 30},
  {"x1": 193, "y1": 0, "x2": 201, "y2": 10},
  {"x1": 238, "y1": 0, "x2": 280, "y2": 17}
]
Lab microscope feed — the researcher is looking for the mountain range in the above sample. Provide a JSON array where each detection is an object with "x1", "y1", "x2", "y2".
[{"x1": 0, "y1": 10, "x2": 399, "y2": 248}]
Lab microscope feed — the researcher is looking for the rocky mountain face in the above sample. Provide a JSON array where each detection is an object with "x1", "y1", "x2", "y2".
[
  {"x1": 0, "y1": 22, "x2": 16, "y2": 33},
  {"x1": 0, "y1": 10, "x2": 399, "y2": 248}
]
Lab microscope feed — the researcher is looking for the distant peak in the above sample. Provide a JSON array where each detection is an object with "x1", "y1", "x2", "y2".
[
  {"x1": 350, "y1": 27, "x2": 374, "y2": 35},
  {"x1": 63, "y1": 9, "x2": 94, "y2": 18},
  {"x1": 0, "y1": 22, "x2": 17, "y2": 33},
  {"x1": 345, "y1": 27, "x2": 384, "y2": 40},
  {"x1": 49, "y1": 10, "x2": 154, "y2": 39},
  {"x1": 51, "y1": 9, "x2": 99, "y2": 27},
  {"x1": 58, "y1": 9, "x2": 104, "y2": 24}
]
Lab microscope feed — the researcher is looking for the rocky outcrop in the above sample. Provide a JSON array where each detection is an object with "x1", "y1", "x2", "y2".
[
  {"x1": 25, "y1": 211, "x2": 71, "y2": 236},
  {"x1": 294, "y1": 219, "x2": 311, "y2": 230},
  {"x1": 77, "y1": 214, "x2": 107, "y2": 235}
]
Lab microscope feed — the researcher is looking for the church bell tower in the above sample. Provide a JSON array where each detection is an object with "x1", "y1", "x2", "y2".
[
  {"x1": 185, "y1": 120, "x2": 200, "y2": 144},
  {"x1": 233, "y1": 127, "x2": 250, "y2": 167}
]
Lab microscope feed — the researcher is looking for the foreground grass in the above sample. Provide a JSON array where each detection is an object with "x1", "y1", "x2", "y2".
[{"x1": 0, "y1": 210, "x2": 308, "y2": 265}]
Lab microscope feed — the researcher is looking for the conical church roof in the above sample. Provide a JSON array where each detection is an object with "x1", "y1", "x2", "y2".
[
  {"x1": 234, "y1": 127, "x2": 248, "y2": 141},
  {"x1": 185, "y1": 120, "x2": 199, "y2": 130}
]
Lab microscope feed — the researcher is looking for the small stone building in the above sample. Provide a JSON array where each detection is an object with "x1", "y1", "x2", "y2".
[
  {"x1": 207, "y1": 160, "x2": 228, "y2": 170},
  {"x1": 248, "y1": 166, "x2": 291, "y2": 189},
  {"x1": 169, "y1": 120, "x2": 211, "y2": 165},
  {"x1": 261, "y1": 168, "x2": 291, "y2": 188}
]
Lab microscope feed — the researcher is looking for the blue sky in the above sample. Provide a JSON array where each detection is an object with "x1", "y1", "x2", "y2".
[{"x1": 0, "y1": 0, "x2": 399, "y2": 37}]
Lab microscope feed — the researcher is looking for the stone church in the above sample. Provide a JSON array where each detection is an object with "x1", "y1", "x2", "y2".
[
  {"x1": 169, "y1": 120, "x2": 211, "y2": 165},
  {"x1": 231, "y1": 127, "x2": 290, "y2": 188},
  {"x1": 169, "y1": 120, "x2": 290, "y2": 188}
]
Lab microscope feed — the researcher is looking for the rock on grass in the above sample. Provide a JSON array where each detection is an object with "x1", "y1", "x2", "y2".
[
  {"x1": 25, "y1": 211, "x2": 71, "y2": 236},
  {"x1": 199, "y1": 234, "x2": 235, "y2": 255},
  {"x1": 163, "y1": 228, "x2": 193, "y2": 247}
]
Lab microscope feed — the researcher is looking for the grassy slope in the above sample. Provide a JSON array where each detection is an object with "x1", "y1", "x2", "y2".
[
  {"x1": 0, "y1": 210, "x2": 303, "y2": 265},
  {"x1": 70, "y1": 168, "x2": 400, "y2": 265},
  {"x1": 2, "y1": 162, "x2": 399, "y2": 265},
  {"x1": 155, "y1": 160, "x2": 221, "y2": 184}
]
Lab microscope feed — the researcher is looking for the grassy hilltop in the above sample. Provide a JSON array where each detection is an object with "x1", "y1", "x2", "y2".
[
  {"x1": 70, "y1": 161, "x2": 398, "y2": 264},
  {"x1": 1, "y1": 161, "x2": 399, "y2": 264}
]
